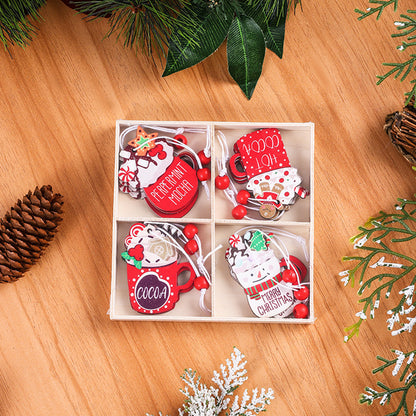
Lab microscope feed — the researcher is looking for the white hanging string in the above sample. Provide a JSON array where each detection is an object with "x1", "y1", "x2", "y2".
[
  {"x1": 142, "y1": 124, "x2": 211, "y2": 160},
  {"x1": 216, "y1": 131, "x2": 270, "y2": 220},
  {"x1": 216, "y1": 131, "x2": 229, "y2": 177},
  {"x1": 131, "y1": 135, "x2": 210, "y2": 198},
  {"x1": 147, "y1": 222, "x2": 221, "y2": 313},
  {"x1": 215, "y1": 130, "x2": 289, "y2": 221},
  {"x1": 119, "y1": 125, "x2": 138, "y2": 150},
  {"x1": 141, "y1": 124, "x2": 207, "y2": 135}
]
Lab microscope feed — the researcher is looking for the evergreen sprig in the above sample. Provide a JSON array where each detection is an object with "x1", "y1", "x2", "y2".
[
  {"x1": 355, "y1": 0, "x2": 398, "y2": 21},
  {"x1": 340, "y1": 197, "x2": 416, "y2": 341},
  {"x1": 147, "y1": 347, "x2": 274, "y2": 416},
  {"x1": 71, "y1": 0, "x2": 300, "y2": 99},
  {"x1": 163, "y1": 0, "x2": 298, "y2": 99},
  {"x1": 73, "y1": 0, "x2": 193, "y2": 60},
  {"x1": 355, "y1": 1, "x2": 416, "y2": 105},
  {"x1": 360, "y1": 349, "x2": 416, "y2": 416},
  {"x1": 0, "y1": 0, "x2": 46, "y2": 51}
]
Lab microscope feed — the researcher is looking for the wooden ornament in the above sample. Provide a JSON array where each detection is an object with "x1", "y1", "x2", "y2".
[
  {"x1": 228, "y1": 129, "x2": 309, "y2": 215},
  {"x1": 225, "y1": 230, "x2": 309, "y2": 318},
  {"x1": 122, "y1": 223, "x2": 196, "y2": 314},
  {"x1": 119, "y1": 126, "x2": 201, "y2": 217}
]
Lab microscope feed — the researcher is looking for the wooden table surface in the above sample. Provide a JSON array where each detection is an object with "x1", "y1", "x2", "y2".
[{"x1": 0, "y1": 0, "x2": 415, "y2": 415}]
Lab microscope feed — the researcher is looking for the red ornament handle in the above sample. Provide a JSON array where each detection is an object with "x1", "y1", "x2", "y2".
[{"x1": 229, "y1": 153, "x2": 248, "y2": 184}]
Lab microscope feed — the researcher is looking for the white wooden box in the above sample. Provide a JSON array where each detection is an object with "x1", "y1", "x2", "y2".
[{"x1": 110, "y1": 120, "x2": 314, "y2": 323}]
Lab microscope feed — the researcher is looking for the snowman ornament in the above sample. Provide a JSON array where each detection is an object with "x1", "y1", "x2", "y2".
[{"x1": 225, "y1": 230, "x2": 309, "y2": 318}]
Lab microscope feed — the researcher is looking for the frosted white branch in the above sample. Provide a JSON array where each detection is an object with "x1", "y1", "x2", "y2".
[{"x1": 150, "y1": 348, "x2": 274, "y2": 416}]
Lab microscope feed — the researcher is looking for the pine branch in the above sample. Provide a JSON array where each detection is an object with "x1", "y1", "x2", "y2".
[
  {"x1": 148, "y1": 348, "x2": 274, "y2": 416},
  {"x1": 376, "y1": 54, "x2": 416, "y2": 85},
  {"x1": 354, "y1": 2, "x2": 416, "y2": 105},
  {"x1": 0, "y1": 0, "x2": 46, "y2": 52},
  {"x1": 73, "y1": 0, "x2": 193, "y2": 59},
  {"x1": 360, "y1": 349, "x2": 416, "y2": 416},
  {"x1": 245, "y1": 0, "x2": 300, "y2": 21},
  {"x1": 341, "y1": 198, "x2": 416, "y2": 341},
  {"x1": 404, "y1": 79, "x2": 416, "y2": 105},
  {"x1": 355, "y1": 0, "x2": 399, "y2": 20}
]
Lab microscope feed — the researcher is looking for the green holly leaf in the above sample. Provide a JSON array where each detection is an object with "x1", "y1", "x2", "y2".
[
  {"x1": 263, "y1": 14, "x2": 287, "y2": 57},
  {"x1": 227, "y1": 14, "x2": 265, "y2": 99},
  {"x1": 121, "y1": 251, "x2": 142, "y2": 269},
  {"x1": 241, "y1": 2, "x2": 288, "y2": 58},
  {"x1": 163, "y1": 5, "x2": 234, "y2": 76}
]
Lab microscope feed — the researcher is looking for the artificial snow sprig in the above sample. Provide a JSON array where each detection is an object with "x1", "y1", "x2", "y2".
[
  {"x1": 147, "y1": 347, "x2": 274, "y2": 416},
  {"x1": 355, "y1": 0, "x2": 399, "y2": 21},
  {"x1": 360, "y1": 349, "x2": 416, "y2": 416},
  {"x1": 355, "y1": 1, "x2": 416, "y2": 105},
  {"x1": 340, "y1": 197, "x2": 416, "y2": 341}
]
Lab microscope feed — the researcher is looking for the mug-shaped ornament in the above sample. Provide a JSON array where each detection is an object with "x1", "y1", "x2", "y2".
[
  {"x1": 127, "y1": 260, "x2": 196, "y2": 314},
  {"x1": 121, "y1": 223, "x2": 196, "y2": 314},
  {"x1": 144, "y1": 153, "x2": 199, "y2": 217},
  {"x1": 228, "y1": 129, "x2": 309, "y2": 219},
  {"x1": 118, "y1": 126, "x2": 200, "y2": 217}
]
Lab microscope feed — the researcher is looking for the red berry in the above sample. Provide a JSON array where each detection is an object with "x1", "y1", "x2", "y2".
[
  {"x1": 184, "y1": 239, "x2": 198, "y2": 255},
  {"x1": 128, "y1": 244, "x2": 144, "y2": 261},
  {"x1": 183, "y1": 223, "x2": 198, "y2": 239},
  {"x1": 294, "y1": 286, "x2": 310, "y2": 301},
  {"x1": 293, "y1": 303, "x2": 309, "y2": 319},
  {"x1": 232, "y1": 205, "x2": 247, "y2": 219},
  {"x1": 236, "y1": 190, "x2": 250, "y2": 205},
  {"x1": 281, "y1": 269, "x2": 297, "y2": 284},
  {"x1": 198, "y1": 150, "x2": 211, "y2": 165},
  {"x1": 194, "y1": 275, "x2": 209, "y2": 290},
  {"x1": 173, "y1": 134, "x2": 187, "y2": 148},
  {"x1": 215, "y1": 175, "x2": 230, "y2": 190},
  {"x1": 197, "y1": 168, "x2": 211, "y2": 182}
]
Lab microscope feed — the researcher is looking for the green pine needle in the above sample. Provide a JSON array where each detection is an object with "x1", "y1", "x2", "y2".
[
  {"x1": 355, "y1": 1, "x2": 416, "y2": 106},
  {"x1": 341, "y1": 197, "x2": 416, "y2": 342},
  {"x1": 355, "y1": 0, "x2": 398, "y2": 21},
  {"x1": 73, "y1": 0, "x2": 194, "y2": 60},
  {"x1": 246, "y1": 0, "x2": 300, "y2": 21},
  {"x1": 0, "y1": 0, "x2": 46, "y2": 51},
  {"x1": 360, "y1": 349, "x2": 416, "y2": 415}
]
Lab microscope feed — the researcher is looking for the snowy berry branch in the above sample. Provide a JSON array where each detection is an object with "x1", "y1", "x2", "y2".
[
  {"x1": 340, "y1": 198, "x2": 416, "y2": 341},
  {"x1": 147, "y1": 347, "x2": 274, "y2": 416}
]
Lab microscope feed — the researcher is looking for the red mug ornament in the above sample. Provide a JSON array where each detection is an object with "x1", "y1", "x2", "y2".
[
  {"x1": 127, "y1": 260, "x2": 195, "y2": 314},
  {"x1": 119, "y1": 126, "x2": 205, "y2": 218},
  {"x1": 121, "y1": 223, "x2": 197, "y2": 314},
  {"x1": 228, "y1": 129, "x2": 309, "y2": 220}
]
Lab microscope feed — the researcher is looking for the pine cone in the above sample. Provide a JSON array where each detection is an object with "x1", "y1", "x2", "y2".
[
  {"x1": 385, "y1": 96, "x2": 416, "y2": 164},
  {"x1": 0, "y1": 185, "x2": 64, "y2": 283}
]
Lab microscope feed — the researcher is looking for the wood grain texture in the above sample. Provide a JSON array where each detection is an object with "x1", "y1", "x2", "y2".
[{"x1": 0, "y1": 0, "x2": 415, "y2": 415}]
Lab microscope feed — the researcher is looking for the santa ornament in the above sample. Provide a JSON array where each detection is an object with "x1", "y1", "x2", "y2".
[
  {"x1": 216, "y1": 129, "x2": 309, "y2": 220},
  {"x1": 118, "y1": 125, "x2": 211, "y2": 218},
  {"x1": 121, "y1": 222, "x2": 212, "y2": 314},
  {"x1": 225, "y1": 227, "x2": 310, "y2": 318}
]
